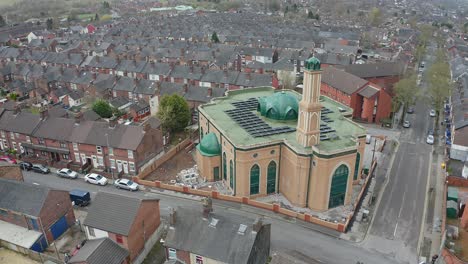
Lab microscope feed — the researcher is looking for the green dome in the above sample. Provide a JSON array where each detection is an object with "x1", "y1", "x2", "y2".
[
  {"x1": 257, "y1": 91, "x2": 299, "y2": 120},
  {"x1": 197, "y1": 133, "x2": 221, "y2": 157},
  {"x1": 305, "y1": 57, "x2": 321, "y2": 70}
]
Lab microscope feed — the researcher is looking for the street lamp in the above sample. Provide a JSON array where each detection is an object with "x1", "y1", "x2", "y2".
[{"x1": 105, "y1": 133, "x2": 114, "y2": 181}]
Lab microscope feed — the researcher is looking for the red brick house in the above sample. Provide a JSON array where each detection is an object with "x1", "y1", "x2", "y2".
[
  {"x1": 0, "y1": 178, "x2": 76, "y2": 250},
  {"x1": 84, "y1": 192, "x2": 161, "y2": 261},
  {"x1": 321, "y1": 67, "x2": 392, "y2": 123},
  {"x1": 342, "y1": 62, "x2": 406, "y2": 95}
]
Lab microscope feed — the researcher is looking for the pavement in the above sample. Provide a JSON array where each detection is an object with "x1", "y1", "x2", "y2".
[
  {"x1": 360, "y1": 48, "x2": 437, "y2": 264},
  {"x1": 22, "y1": 169, "x2": 400, "y2": 264}
]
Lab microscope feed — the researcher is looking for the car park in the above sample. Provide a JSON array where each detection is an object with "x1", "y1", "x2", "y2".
[
  {"x1": 114, "y1": 179, "x2": 139, "y2": 191},
  {"x1": 430, "y1": 109, "x2": 436, "y2": 117},
  {"x1": 57, "y1": 168, "x2": 78, "y2": 179},
  {"x1": 0, "y1": 155, "x2": 17, "y2": 164},
  {"x1": 426, "y1": 135, "x2": 434, "y2": 145},
  {"x1": 84, "y1": 173, "x2": 108, "y2": 186},
  {"x1": 403, "y1": 120, "x2": 411, "y2": 128},
  {"x1": 31, "y1": 164, "x2": 50, "y2": 174},
  {"x1": 19, "y1": 161, "x2": 33, "y2": 170}
]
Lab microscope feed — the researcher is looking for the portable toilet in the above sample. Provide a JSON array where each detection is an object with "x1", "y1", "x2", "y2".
[
  {"x1": 447, "y1": 200, "x2": 458, "y2": 219},
  {"x1": 447, "y1": 187, "x2": 458, "y2": 203}
]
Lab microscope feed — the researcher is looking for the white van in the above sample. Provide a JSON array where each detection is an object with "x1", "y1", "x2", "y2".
[{"x1": 366, "y1": 135, "x2": 372, "y2": 144}]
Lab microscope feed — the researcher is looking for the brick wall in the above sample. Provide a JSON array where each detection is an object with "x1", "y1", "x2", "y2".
[
  {"x1": 364, "y1": 76, "x2": 400, "y2": 95},
  {"x1": 40, "y1": 190, "x2": 75, "y2": 243},
  {"x1": 0, "y1": 211, "x2": 29, "y2": 228},
  {"x1": 375, "y1": 89, "x2": 392, "y2": 123},
  {"x1": 0, "y1": 165, "x2": 24, "y2": 181},
  {"x1": 127, "y1": 200, "x2": 161, "y2": 260},
  {"x1": 320, "y1": 83, "x2": 352, "y2": 106}
]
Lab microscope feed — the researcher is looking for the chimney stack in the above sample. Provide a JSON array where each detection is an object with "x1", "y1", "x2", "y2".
[
  {"x1": 183, "y1": 84, "x2": 188, "y2": 93},
  {"x1": 39, "y1": 107, "x2": 48, "y2": 120},
  {"x1": 109, "y1": 116, "x2": 117, "y2": 128},
  {"x1": 252, "y1": 217, "x2": 263, "y2": 233},
  {"x1": 202, "y1": 197, "x2": 213, "y2": 219},
  {"x1": 74, "y1": 112, "x2": 82, "y2": 125},
  {"x1": 92, "y1": 72, "x2": 97, "y2": 80},
  {"x1": 13, "y1": 105, "x2": 21, "y2": 115},
  {"x1": 207, "y1": 88, "x2": 212, "y2": 97},
  {"x1": 169, "y1": 208, "x2": 176, "y2": 227},
  {"x1": 96, "y1": 56, "x2": 100, "y2": 63}
]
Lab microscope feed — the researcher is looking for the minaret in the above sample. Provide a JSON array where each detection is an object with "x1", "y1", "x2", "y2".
[{"x1": 296, "y1": 57, "x2": 322, "y2": 147}]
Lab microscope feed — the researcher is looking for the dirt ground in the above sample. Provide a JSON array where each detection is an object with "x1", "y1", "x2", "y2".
[
  {"x1": 145, "y1": 150, "x2": 196, "y2": 183},
  {"x1": 0, "y1": 248, "x2": 39, "y2": 264}
]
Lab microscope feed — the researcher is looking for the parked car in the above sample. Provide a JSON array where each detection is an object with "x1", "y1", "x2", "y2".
[
  {"x1": 430, "y1": 109, "x2": 436, "y2": 117},
  {"x1": 69, "y1": 189, "x2": 91, "y2": 207},
  {"x1": 84, "y1": 173, "x2": 108, "y2": 186},
  {"x1": 426, "y1": 135, "x2": 434, "y2": 145},
  {"x1": 31, "y1": 164, "x2": 50, "y2": 174},
  {"x1": 57, "y1": 168, "x2": 78, "y2": 179},
  {"x1": 403, "y1": 120, "x2": 411, "y2": 128},
  {"x1": 114, "y1": 179, "x2": 139, "y2": 191},
  {"x1": 0, "y1": 155, "x2": 17, "y2": 164},
  {"x1": 407, "y1": 107, "x2": 414, "y2": 114},
  {"x1": 19, "y1": 161, "x2": 33, "y2": 170}
]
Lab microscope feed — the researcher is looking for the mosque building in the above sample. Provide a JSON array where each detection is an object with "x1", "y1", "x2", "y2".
[{"x1": 196, "y1": 58, "x2": 366, "y2": 211}]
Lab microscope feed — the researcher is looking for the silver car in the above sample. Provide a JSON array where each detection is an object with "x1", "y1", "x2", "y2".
[
  {"x1": 114, "y1": 179, "x2": 139, "y2": 191},
  {"x1": 56, "y1": 168, "x2": 78, "y2": 179}
]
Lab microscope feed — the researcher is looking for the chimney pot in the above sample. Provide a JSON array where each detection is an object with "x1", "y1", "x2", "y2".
[
  {"x1": 92, "y1": 72, "x2": 97, "y2": 80},
  {"x1": 252, "y1": 217, "x2": 263, "y2": 233},
  {"x1": 39, "y1": 107, "x2": 48, "y2": 120},
  {"x1": 169, "y1": 208, "x2": 176, "y2": 227},
  {"x1": 202, "y1": 197, "x2": 213, "y2": 219}
]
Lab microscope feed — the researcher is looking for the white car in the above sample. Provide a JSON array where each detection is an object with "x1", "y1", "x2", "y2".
[
  {"x1": 114, "y1": 179, "x2": 139, "y2": 191},
  {"x1": 84, "y1": 173, "x2": 108, "y2": 186},
  {"x1": 403, "y1": 120, "x2": 411, "y2": 128},
  {"x1": 430, "y1": 109, "x2": 436, "y2": 117},
  {"x1": 56, "y1": 168, "x2": 78, "y2": 179},
  {"x1": 426, "y1": 135, "x2": 434, "y2": 145}
]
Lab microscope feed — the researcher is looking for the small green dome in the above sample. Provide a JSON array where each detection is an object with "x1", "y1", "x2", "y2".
[
  {"x1": 257, "y1": 91, "x2": 299, "y2": 120},
  {"x1": 305, "y1": 57, "x2": 321, "y2": 70},
  {"x1": 197, "y1": 133, "x2": 221, "y2": 157}
]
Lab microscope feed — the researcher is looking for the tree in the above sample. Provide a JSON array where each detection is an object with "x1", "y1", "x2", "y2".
[
  {"x1": 278, "y1": 71, "x2": 296, "y2": 90},
  {"x1": 157, "y1": 94, "x2": 190, "y2": 133},
  {"x1": 427, "y1": 50, "x2": 452, "y2": 121},
  {"x1": 95, "y1": 13, "x2": 100, "y2": 21},
  {"x1": 8, "y1": 93, "x2": 18, "y2": 101},
  {"x1": 211, "y1": 31, "x2": 220, "y2": 43},
  {"x1": 102, "y1": 1, "x2": 110, "y2": 9},
  {"x1": 414, "y1": 45, "x2": 426, "y2": 64},
  {"x1": 418, "y1": 24, "x2": 434, "y2": 46},
  {"x1": 368, "y1": 8, "x2": 382, "y2": 26},
  {"x1": 308, "y1": 11, "x2": 314, "y2": 19},
  {"x1": 393, "y1": 74, "x2": 419, "y2": 118},
  {"x1": 0, "y1": 15, "x2": 5, "y2": 27},
  {"x1": 92, "y1": 99, "x2": 113, "y2": 118},
  {"x1": 46, "y1": 18, "x2": 53, "y2": 30}
]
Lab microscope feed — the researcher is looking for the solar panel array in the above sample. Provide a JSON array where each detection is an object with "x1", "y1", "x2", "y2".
[
  {"x1": 225, "y1": 98, "x2": 296, "y2": 138},
  {"x1": 319, "y1": 106, "x2": 336, "y2": 141},
  {"x1": 225, "y1": 99, "x2": 337, "y2": 141}
]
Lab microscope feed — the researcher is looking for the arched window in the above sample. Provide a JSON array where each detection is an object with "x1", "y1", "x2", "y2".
[
  {"x1": 285, "y1": 109, "x2": 297, "y2": 120},
  {"x1": 250, "y1": 164, "x2": 260, "y2": 195},
  {"x1": 267, "y1": 161, "x2": 276, "y2": 194},
  {"x1": 328, "y1": 164, "x2": 349, "y2": 208},
  {"x1": 353, "y1": 153, "x2": 360, "y2": 180},
  {"x1": 229, "y1": 160, "x2": 234, "y2": 189},
  {"x1": 222, "y1": 153, "x2": 227, "y2": 180}
]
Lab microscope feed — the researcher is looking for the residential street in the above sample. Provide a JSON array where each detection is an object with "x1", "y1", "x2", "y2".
[
  {"x1": 362, "y1": 45, "x2": 436, "y2": 263},
  {"x1": 23, "y1": 170, "x2": 399, "y2": 264}
]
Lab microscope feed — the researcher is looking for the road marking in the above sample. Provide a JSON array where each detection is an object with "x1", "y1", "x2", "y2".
[
  {"x1": 394, "y1": 191, "x2": 406, "y2": 238},
  {"x1": 32, "y1": 182, "x2": 40, "y2": 185},
  {"x1": 393, "y1": 222, "x2": 399, "y2": 237}
]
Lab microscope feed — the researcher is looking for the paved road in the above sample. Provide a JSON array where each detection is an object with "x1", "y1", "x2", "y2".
[
  {"x1": 362, "y1": 46, "x2": 436, "y2": 263},
  {"x1": 23, "y1": 170, "x2": 399, "y2": 264}
]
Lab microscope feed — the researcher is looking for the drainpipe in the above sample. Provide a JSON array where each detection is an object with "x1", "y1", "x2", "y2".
[{"x1": 306, "y1": 154, "x2": 313, "y2": 208}]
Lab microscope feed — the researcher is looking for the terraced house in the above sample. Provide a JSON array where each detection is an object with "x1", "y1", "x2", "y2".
[{"x1": 196, "y1": 58, "x2": 366, "y2": 211}]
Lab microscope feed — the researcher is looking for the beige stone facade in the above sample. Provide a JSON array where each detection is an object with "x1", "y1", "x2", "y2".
[{"x1": 196, "y1": 60, "x2": 366, "y2": 211}]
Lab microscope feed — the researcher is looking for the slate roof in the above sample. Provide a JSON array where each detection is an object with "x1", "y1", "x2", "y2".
[
  {"x1": 68, "y1": 238, "x2": 129, "y2": 264},
  {"x1": 33, "y1": 117, "x2": 75, "y2": 141},
  {"x1": 0, "y1": 178, "x2": 51, "y2": 216},
  {"x1": 113, "y1": 76, "x2": 136, "y2": 92},
  {"x1": 82, "y1": 109, "x2": 101, "y2": 121},
  {"x1": 169, "y1": 65, "x2": 203, "y2": 80},
  {"x1": 141, "y1": 61, "x2": 171, "y2": 76},
  {"x1": 343, "y1": 62, "x2": 405, "y2": 78},
  {"x1": 201, "y1": 70, "x2": 239, "y2": 84},
  {"x1": 165, "y1": 207, "x2": 261, "y2": 264},
  {"x1": 83, "y1": 192, "x2": 158, "y2": 235},
  {"x1": 235, "y1": 72, "x2": 273, "y2": 87},
  {"x1": 116, "y1": 59, "x2": 147, "y2": 73},
  {"x1": 358, "y1": 85, "x2": 380, "y2": 98},
  {"x1": 69, "y1": 121, "x2": 146, "y2": 150},
  {"x1": 92, "y1": 74, "x2": 116, "y2": 92},
  {"x1": 321, "y1": 67, "x2": 368, "y2": 95},
  {"x1": 0, "y1": 110, "x2": 41, "y2": 134},
  {"x1": 134, "y1": 79, "x2": 156, "y2": 95}
]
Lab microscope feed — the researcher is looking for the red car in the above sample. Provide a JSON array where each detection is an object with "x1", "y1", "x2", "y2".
[{"x1": 0, "y1": 155, "x2": 17, "y2": 164}]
